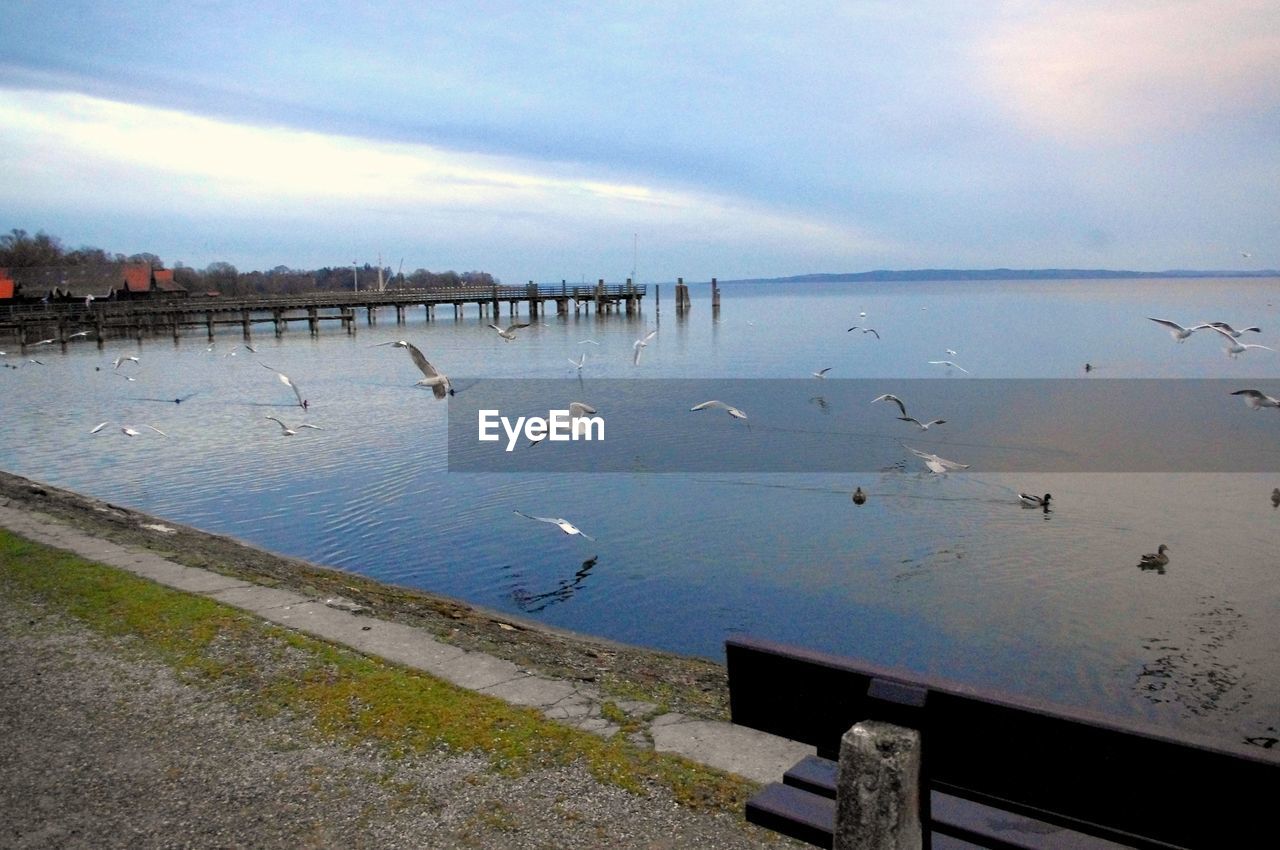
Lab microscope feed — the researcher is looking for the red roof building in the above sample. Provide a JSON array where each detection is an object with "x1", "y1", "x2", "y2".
[
  {"x1": 122, "y1": 263, "x2": 153, "y2": 294},
  {"x1": 0, "y1": 268, "x2": 14, "y2": 301}
]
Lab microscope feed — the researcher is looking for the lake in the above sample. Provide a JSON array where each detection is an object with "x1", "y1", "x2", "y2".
[{"x1": 3, "y1": 276, "x2": 1279, "y2": 750}]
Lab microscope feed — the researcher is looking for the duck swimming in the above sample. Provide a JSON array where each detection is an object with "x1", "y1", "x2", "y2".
[
  {"x1": 1019, "y1": 493, "x2": 1052, "y2": 509},
  {"x1": 852, "y1": 487, "x2": 867, "y2": 505},
  {"x1": 1138, "y1": 544, "x2": 1170, "y2": 572}
]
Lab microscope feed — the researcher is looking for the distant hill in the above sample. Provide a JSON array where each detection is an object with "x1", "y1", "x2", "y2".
[{"x1": 719, "y1": 268, "x2": 1279, "y2": 284}]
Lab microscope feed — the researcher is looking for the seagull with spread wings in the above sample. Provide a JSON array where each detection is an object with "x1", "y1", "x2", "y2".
[
  {"x1": 513, "y1": 510, "x2": 595, "y2": 540},
  {"x1": 489, "y1": 321, "x2": 532, "y2": 341},
  {"x1": 374, "y1": 340, "x2": 451, "y2": 398},
  {"x1": 690, "y1": 400, "x2": 747, "y2": 419},
  {"x1": 260, "y1": 363, "x2": 305, "y2": 407},
  {"x1": 633, "y1": 329, "x2": 658, "y2": 365},
  {"x1": 265, "y1": 416, "x2": 323, "y2": 436}
]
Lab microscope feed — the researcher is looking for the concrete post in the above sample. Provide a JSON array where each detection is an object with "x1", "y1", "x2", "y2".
[{"x1": 835, "y1": 721, "x2": 922, "y2": 850}]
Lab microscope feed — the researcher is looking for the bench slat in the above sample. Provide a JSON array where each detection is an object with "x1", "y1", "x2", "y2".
[
  {"x1": 783, "y1": 754, "x2": 839, "y2": 799},
  {"x1": 746, "y1": 782, "x2": 835, "y2": 849}
]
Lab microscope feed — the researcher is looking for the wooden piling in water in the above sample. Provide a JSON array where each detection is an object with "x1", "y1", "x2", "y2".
[
  {"x1": 675, "y1": 278, "x2": 691, "y2": 313},
  {"x1": 308, "y1": 306, "x2": 319, "y2": 335}
]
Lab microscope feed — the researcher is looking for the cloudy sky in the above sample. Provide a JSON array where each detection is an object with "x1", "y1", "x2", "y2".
[{"x1": 1, "y1": 1, "x2": 1276, "y2": 281}]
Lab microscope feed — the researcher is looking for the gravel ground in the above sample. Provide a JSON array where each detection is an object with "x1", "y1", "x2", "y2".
[{"x1": 0, "y1": 593, "x2": 793, "y2": 849}]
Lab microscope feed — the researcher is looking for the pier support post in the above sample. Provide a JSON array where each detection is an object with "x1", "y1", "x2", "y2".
[
  {"x1": 274, "y1": 308, "x2": 284, "y2": 336},
  {"x1": 308, "y1": 306, "x2": 319, "y2": 336},
  {"x1": 834, "y1": 721, "x2": 923, "y2": 850},
  {"x1": 241, "y1": 308, "x2": 252, "y2": 341},
  {"x1": 206, "y1": 311, "x2": 215, "y2": 341},
  {"x1": 395, "y1": 304, "x2": 405, "y2": 324}
]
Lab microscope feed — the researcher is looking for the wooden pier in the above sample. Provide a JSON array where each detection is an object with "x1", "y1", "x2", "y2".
[{"x1": 0, "y1": 282, "x2": 648, "y2": 347}]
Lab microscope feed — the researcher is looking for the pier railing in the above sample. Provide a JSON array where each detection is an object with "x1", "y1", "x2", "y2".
[
  {"x1": 0, "y1": 282, "x2": 650, "y2": 344},
  {"x1": 1, "y1": 283, "x2": 647, "y2": 319}
]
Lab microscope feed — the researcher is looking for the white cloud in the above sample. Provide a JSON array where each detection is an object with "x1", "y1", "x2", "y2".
[
  {"x1": 977, "y1": 1, "x2": 1280, "y2": 142},
  {"x1": 0, "y1": 88, "x2": 890, "y2": 276}
]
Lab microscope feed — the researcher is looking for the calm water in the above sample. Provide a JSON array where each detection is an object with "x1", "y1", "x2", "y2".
[{"x1": 3, "y1": 277, "x2": 1279, "y2": 749}]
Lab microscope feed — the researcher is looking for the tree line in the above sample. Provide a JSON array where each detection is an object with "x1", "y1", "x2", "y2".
[{"x1": 0, "y1": 228, "x2": 499, "y2": 295}]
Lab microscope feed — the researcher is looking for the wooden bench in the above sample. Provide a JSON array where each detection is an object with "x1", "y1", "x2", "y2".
[{"x1": 726, "y1": 635, "x2": 1279, "y2": 849}]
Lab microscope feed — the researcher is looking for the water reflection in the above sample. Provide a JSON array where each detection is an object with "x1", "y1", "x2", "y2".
[{"x1": 510, "y1": 556, "x2": 599, "y2": 613}]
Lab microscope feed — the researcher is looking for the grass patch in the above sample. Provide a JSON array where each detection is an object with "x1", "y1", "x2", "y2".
[{"x1": 0, "y1": 529, "x2": 756, "y2": 812}]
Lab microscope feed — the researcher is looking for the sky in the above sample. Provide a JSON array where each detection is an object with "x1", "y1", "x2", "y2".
[{"x1": 1, "y1": 1, "x2": 1277, "y2": 282}]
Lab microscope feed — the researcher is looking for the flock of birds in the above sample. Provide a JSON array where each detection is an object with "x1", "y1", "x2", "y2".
[
  {"x1": 6, "y1": 298, "x2": 1278, "y2": 576},
  {"x1": 493, "y1": 307, "x2": 1280, "y2": 572}
]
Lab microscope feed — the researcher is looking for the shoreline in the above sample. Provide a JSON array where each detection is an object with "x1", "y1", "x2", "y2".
[{"x1": 0, "y1": 469, "x2": 733, "y2": 722}]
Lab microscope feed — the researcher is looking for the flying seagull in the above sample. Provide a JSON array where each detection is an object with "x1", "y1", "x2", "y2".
[
  {"x1": 633, "y1": 329, "x2": 658, "y2": 365},
  {"x1": 898, "y1": 417, "x2": 946, "y2": 431},
  {"x1": 121, "y1": 425, "x2": 168, "y2": 437},
  {"x1": 928, "y1": 360, "x2": 970, "y2": 374},
  {"x1": 1230, "y1": 389, "x2": 1280, "y2": 409},
  {"x1": 812, "y1": 367, "x2": 832, "y2": 379},
  {"x1": 113, "y1": 355, "x2": 140, "y2": 369},
  {"x1": 265, "y1": 416, "x2": 323, "y2": 436},
  {"x1": 489, "y1": 321, "x2": 532, "y2": 341},
  {"x1": 513, "y1": 510, "x2": 595, "y2": 540},
  {"x1": 847, "y1": 326, "x2": 880, "y2": 338},
  {"x1": 1210, "y1": 326, "x2": 1274, "y2": 358},
  {"x1": 1205, "y1": 321, "x2": 1262, "y2": 338},
  {"x1": 871, "y1": 393, "x2": 909, "y2": 417},
  {"x1": 376, "y1": 340, "x2": 451, "y2": 397},
  {"x1": 578, "y1": 339, "x2": 601, "y2": 346},
  {"x1": 1147, "y1": 317, "x2": 1210, "y2": 343},
  {"x1": 260, "y1": 363, "x2": 305, "y2": 407},
  {"x1": 569, "y1": 353, "x2": 586, "y2": 370},
  {"x1": 905, "y1": 444, "x2": 969, "y2": 474},
  {"x1": 690, "y1": 400, "x2": 747, "y2": 419}
]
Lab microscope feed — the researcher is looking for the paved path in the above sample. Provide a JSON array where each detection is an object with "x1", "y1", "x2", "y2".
[{"x1": 0, "y1": 502, "x2": 813, "y2": 786}]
